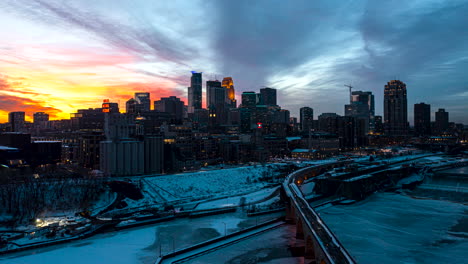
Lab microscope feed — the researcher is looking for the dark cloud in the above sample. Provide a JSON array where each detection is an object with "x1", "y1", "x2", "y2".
[
  {"x1": 211, "y1": 0, "x2": 357, "y2": 87},
  {"x1": 211, "y1": 0, "x2": 468, "y2": 123}
]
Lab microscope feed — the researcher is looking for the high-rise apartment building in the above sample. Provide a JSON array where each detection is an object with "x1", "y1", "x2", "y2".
[
  {"x1": 188, "y1": 71, "x2": 202, "y2": 113},
  {"x1": 414, "y1": 103, "x2": 431, "y2": 136},
  {"x1": 33, "y1": 112, "x2": 49, "y2": 123},
  {"x1": 33, "y1": 112, "x2": 50, "y2": 131},
  {"x1": 384, "y1": 80, "x2": 408, "y2": 135},
  {"x1": 8, "y1": 111, "x2": 26, "y2": 132}
]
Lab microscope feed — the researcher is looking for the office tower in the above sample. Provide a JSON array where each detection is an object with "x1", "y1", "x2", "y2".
[
  {"x1": 154, "y1": 96, "x2": 184, "y2": 121},
  {"x1": 8, "y1": 111, "x2": 25, "y2": 132},
  {"x1": 383, "y1": 80, "x2": 408, "y2": 135},
  {"x1": 206, "y1": 80, "x2": 228, "y2": 126},
  {"x1": 206, "y1": 80, "x2": 225, "y2": 109},
  {"x1": 435, "y1": 108, "x2": 449, "y2": 134},
  {"x1": 222, "y1": 77, "x2": 237, "y2": 108},
  {"x1": 345, "y1": 91, "x2": 375, "y2": 133},
  {"x1": 188, "y1": 71, "x2": 202, "y2": 113},
  {"x1": 414, "y1": 103, "x2": 431, "y2": 136},
  {"x1": 126, "y1": 98, "x2": 137, "y2": 114},
  {"x1": 241, "y1": 92, "x2": 258, "y2": 108},
  {"x1": 300, "y1": 107, "x2": 314, "y2": 132},
  {"x1": 134, "y1": 92, "x2": 151, "y2": 113},
  {"x1": 259, "y1": 87, "x2": 277, "y2": 106}
]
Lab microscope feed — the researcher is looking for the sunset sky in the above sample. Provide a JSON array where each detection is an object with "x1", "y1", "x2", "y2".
[{"x1": 1, "y1": 0, "x2": 467, "y2": 124}]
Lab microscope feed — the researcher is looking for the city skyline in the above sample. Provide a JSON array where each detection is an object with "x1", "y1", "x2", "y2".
[{"x1": 1, "y1": 0, "x2": 468, "y2": 124}]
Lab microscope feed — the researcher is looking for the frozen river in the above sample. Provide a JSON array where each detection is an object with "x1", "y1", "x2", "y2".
[
  {"x1": 0, "y1": 212, "x2": 284, "y2": 264},
  {"x1": 318, "y1": 191, "x2": 467, "y2": 264},
  {"x1": 187, "y1": 224, "x2": 302, "y2": 264}
]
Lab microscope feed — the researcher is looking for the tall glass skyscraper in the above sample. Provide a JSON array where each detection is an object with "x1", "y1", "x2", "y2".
[
  {"x1": 188, "y1": 71, "x2": 202, "y2": 113},
  {"x1": 345, "y1": 91, "x2": 375, "y2": 133}
]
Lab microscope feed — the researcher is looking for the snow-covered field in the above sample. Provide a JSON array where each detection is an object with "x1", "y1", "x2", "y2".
[
  {"x1": 318, "y1": 192, "x2": 467, "y2": 264},
  {"x1": 139, "y1": 164, "x2": 287, "y2": 205},
  {"x1": 194, "y1": 186, "x2": 279, "y2": 210}
]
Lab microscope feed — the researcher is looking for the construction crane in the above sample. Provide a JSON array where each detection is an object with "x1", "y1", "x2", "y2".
[{"x1": 344, "y1": 84, "x2": 353, "y2": 103}]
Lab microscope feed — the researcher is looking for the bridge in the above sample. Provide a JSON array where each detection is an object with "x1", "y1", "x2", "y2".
[
  {"x1": 281, "y1": 155, "x2": 467, "y2": 263},
  {"x1": 282, "y1": 161, "x2": 356, "y2": 264}
]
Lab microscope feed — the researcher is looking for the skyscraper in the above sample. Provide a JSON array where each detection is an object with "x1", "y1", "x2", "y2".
[
  {"x1": 384, "y1": 80, "x2": 408, "y2": 135},
  {"x1": 126, "y1": 98, "x2": 137, "y2": 114},
  {"x1": 241, "y1": 92, "x2": 258, "y2": 108},
  {"x1": 435, "y1": 108, "x2": 449, "y2": 134},
  {"x1": 134, "y1": 92, "x2": 151, "y2": 112},
  {"x1": 300, "y1": 107, "x2": 314, "y2": 132},
  {"x1": 206, "y1": 80, "x2": 227, "y2": 126},
  {"x1": 188, "y1": 71, "x2": 202, "y2": 113},
  {"x1": 414, "y1": 103, "x2": 431, "y2": 136},
  {"x1": 222, "y1": 77, "x2": 236, "y2": 108},
  {"x1": 345, "y1": 91, "x2": 375, "y2": 133},
  {"x1": 259, "y1": 87, "x2": 277, "y2": 106},
  {"x1": 8, "y1": 111, "x2": 25, "y2": 132},
  {"x1": 206, "y1": 80, "x2": 225, "y2": 109}
]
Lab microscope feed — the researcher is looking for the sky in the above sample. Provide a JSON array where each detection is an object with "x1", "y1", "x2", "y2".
[{"x1": 0, "y1": 0, "x2": 467, "y2": 124}]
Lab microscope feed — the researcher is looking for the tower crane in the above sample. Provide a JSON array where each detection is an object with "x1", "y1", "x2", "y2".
[{"x1": 344, "y1": 84, "x2": 353, "y2": 103}]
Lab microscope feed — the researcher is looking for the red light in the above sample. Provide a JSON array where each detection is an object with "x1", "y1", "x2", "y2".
[{"x1": 257, "y1": 122, "x2": 263, "y2": 128}]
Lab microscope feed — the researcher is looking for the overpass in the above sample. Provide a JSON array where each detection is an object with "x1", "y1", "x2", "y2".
[{"x1": 282, "y1": 161, "x2": 356, "y2": 264}]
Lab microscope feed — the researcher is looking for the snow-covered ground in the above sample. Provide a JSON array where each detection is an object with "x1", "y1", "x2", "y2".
[
  {"x1": 138, "y1": 164, "x2": 287, "y2": 205},
  {"x1": 318, "y1": 192, "x2": 467, "y2": 264},
  {"x1": 194, "y1": 187, "x2": 279, "y2": 210},
  {"x1": 0, "y1": 212, "x2": 284, "y2": 264}
]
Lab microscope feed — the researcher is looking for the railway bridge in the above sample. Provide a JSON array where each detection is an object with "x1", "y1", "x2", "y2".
[{"x1": 282, "y1": 162, "x2": 356, "y2": 264}]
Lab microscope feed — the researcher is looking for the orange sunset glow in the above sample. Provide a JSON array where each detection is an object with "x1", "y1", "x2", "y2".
[{"x1": 0, "y1": 45, "x2": 188, "y2": 122}]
